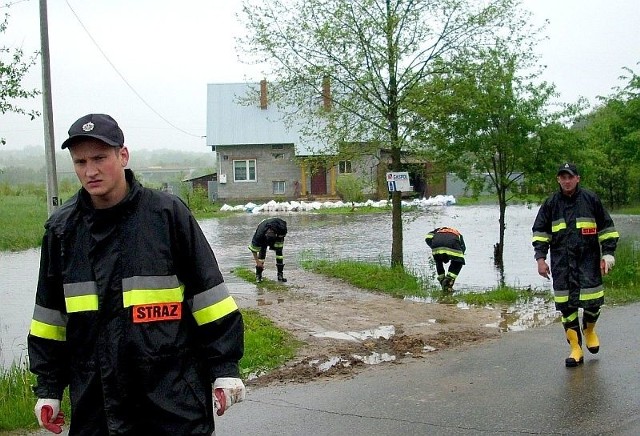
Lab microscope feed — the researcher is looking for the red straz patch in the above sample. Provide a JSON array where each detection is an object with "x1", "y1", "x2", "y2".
[
  {"x1": 581, "y1": 228, "x2": 597, "y2": 235},
  {"x1": 133, "y1": 303, "x2": 182, "y2": 323}
]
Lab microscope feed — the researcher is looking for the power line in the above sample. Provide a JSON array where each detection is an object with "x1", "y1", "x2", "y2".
[
  {"x1": 1, "y1": 0, "x2": 31, "y2": 8},
  {"x1": 64, "y1": 0, "x2": 203, "y2": 138}
]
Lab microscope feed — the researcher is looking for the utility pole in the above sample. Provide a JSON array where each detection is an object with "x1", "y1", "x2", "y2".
[{"x1": 39, "y1": 0, "x2": 59, "y2": 216}]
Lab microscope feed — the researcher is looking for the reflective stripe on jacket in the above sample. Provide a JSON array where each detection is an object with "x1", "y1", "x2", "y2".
[{"x1": 425, "y1": 227, "x2": 466, "y2": 262}]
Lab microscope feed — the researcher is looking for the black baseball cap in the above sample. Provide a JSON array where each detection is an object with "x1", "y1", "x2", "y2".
[
  {"x1": 61, "y1": 114, "x2": 125, "y2": 149},
  {"x1": 557, "y1": 162, "x2": 579, "y2": 176}
]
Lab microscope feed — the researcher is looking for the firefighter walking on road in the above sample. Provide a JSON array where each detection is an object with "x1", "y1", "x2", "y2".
[
  {"x1": 532, "y1": 162, "x2": 619, "y2": 367},
  {"x1": 425, "y1": 227, "x2": 466, "y2": 293},
  {"x1": 249, "y1": 217, "x2": 288, "y2": 283}
]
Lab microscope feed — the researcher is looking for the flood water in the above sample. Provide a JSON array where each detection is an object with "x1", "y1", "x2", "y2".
[{"x1": 2, "y1": 205, "x2": 638, "y2": 368}]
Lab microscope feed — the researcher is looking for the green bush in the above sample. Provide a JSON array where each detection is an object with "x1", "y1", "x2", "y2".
[{"x1": 336, "y1": 174, "x2": 366, "y2": 207}]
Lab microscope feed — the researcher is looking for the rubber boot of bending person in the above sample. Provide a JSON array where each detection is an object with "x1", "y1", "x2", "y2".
[
  {"x1": 255, "y1": 265, "x2": 264, "y2": 283},
  {"x1": 277, "y1": 264, "x2": 287, "y2": 282},
  {"x1": 583, "y1": 321, "x2": 600, "y2": 354},
  {"x1": 565, "y1": 328, "x2": 584, "y2": 367},
  {"x1": 442, "y1": 276, "x2": 455, "y2": 293}
]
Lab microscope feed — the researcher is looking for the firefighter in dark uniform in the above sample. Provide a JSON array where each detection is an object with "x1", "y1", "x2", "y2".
[
  {"x1": 249, "y1": 217, "x2": 288, "y2": 283},
  {"x1": 425, "y1": 227, "x2": 466, "y2": 293},
  {"x1": 532, "y1": 162, "x2": 619, "y2": 367},
  {"x1": 28, "y1": 114, "x2": 244, "y2": 435}
]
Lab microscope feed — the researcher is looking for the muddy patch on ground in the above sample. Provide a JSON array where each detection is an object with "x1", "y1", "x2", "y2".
[{"x1": 235, "y1": 268, "x2": 502, "y2": 387}]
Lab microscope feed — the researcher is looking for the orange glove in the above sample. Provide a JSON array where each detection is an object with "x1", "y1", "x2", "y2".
[{"x1": 35, "y1": 398, "x2": 65, "y2": 434}]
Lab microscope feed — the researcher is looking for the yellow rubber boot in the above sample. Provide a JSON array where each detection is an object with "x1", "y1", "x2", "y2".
[
  {"x1": 565, "y1": 329, "x2": 584, "y2": 367},
  {"x1": 583, "y1": 322, "x2": 600, "y2": 354}
]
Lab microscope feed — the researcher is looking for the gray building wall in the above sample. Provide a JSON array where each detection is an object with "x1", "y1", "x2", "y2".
[
  {"x1": 446, "y1": 172, "x2": 523, "y2": 197},
  {"x1": 446, "y1": 173, "x2": 468, "y2": 197},
  {"x1": 347, "y1": 154, "x2": 379, "y2": 196},
  {"x1": 216, "y1": 143, "x2": 299, "y2": 201}
]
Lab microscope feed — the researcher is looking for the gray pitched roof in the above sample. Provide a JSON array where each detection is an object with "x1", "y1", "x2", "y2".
[{"x1": 206, "y1": 82, "x2": 324, "y2": 155}]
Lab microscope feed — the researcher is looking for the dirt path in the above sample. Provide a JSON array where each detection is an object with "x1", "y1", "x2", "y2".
[{"x1": 238, "y1": 267, "x2": 503, "y2": 387}]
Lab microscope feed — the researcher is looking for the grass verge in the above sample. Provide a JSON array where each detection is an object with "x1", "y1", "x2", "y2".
[
  {"x1": 299, "y1": 239, "x2": 640, "y2": 307},
  {"x1": 300, "y1": 257, "x2": 428, "y2": 298},
  {"x1": 0, "y1": 196, "x2": 48, "y2": 251}
]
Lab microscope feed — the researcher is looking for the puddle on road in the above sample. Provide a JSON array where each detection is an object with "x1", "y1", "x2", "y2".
[
  {"x1": 405, "y1": 295, "x2": 560, "y2": 332},
  {"x1": 309, "y1": 352, "x2": 396, "y2": 372},
  {"x1": 306, "y1": 326, "x2": 398, "y2": 371},
  {"x1": 491, "y1": 297, "x2": 560, "y2": 332},
  {"x1": 311, "y1": 325, "x2": 396, "y2": 341},
  {"x1": 313, "y1": 356, "x2": 349, "y2": 372},
  {"x1": 352, "y1": 352, "x2": 396, "y2": 365}
]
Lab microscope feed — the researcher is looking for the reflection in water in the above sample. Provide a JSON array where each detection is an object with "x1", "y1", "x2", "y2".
[
  {"x1": 407, "y1": 296, "x2": 559, "y2": 332},
  {"x1": 0, "y1": 248, "x2": 39, "y2": 369},
  {"x1": 496, "y1": 297, "x2": 560, "y2": 332}
]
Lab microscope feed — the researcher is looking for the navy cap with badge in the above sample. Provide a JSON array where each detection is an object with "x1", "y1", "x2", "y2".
[
  {"x1": 557, "y1": 162, "x2": 579, "y2": 176},
  {"x1": 61, "y1": 114, "x2": 125, "y2": 149}
]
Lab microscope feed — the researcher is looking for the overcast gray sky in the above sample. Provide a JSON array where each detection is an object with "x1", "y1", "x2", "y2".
[{"x1": 2, "y1": 0, "x2": 639, "y2": 153}]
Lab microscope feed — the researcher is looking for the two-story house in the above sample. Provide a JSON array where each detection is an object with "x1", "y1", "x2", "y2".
[
  {"x1": 207, "y1": 80, "x2": 346, "y2": 202},
  {"x1": 206, "y1": 80, "x2": 445, "y2": 202}
]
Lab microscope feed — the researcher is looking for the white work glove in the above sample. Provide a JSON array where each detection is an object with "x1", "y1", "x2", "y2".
[
  {"x1": 601, "y1": 254, "x2": 615, "y2": 275},
  {"x1": 35, "y1": 398, "x2": 65, "y2": 434},
  {"x1": 213, "y1": 377, "x2": 246, "y2": 416}
]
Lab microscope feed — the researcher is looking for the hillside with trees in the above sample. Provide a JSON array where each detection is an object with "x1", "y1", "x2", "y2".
[{"x1": 0, "y1": 147, "x2": 216, "y2": 185}]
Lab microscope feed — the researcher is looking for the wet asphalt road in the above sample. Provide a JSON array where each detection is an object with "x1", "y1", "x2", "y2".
[
  {"x1": 215, "y1": 302, "x2": 640, "y2": 436},
  {"x1": 26, "y1": 303, "x2": 640, "y2": 436}
]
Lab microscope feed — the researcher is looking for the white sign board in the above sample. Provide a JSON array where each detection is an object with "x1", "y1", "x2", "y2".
[{"x1": 386, "y1": 171, "x2": 411, "y2": 192}]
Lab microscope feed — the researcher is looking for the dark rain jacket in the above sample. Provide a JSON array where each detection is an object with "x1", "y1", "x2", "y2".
[
  {"x1": 425, "y1": 227, "x2": 466, "y2": 264},
  {"x1": 248, "y1": 218, "x2": 287, "y2": 253},
  {"x1": 28, "y1": 170, "x2": 244, "y2": 436},
  {"x1": 531, "y1": 185, "x2": 619, "y2": 310}
]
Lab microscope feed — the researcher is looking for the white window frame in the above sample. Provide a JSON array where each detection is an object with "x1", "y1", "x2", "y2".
[
  {"x1": 338, "y1": 160, "x2": 352, "y2": 174},
  {"x1": 233, "y1": 159, "x2": 256, "y2": 182},
  {"x1": 273, "y1": 180, "x2": 286, "y2": 195}
]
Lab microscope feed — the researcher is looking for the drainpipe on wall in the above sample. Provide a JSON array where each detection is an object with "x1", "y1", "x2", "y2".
[{"x1": 300, "y1": 164, "x2": 308, "y2": 196}]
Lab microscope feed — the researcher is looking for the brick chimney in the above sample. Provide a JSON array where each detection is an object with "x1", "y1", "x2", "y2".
[
  {"x1": 260, "y1": 79, "x2": 268, "y2": 110},
  {"x1": 322, "y1": 76, "x2": 331, "y2": 111}
]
